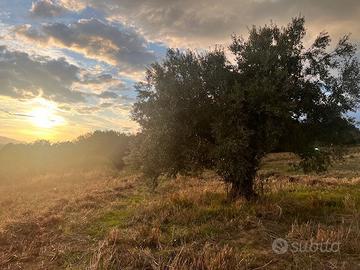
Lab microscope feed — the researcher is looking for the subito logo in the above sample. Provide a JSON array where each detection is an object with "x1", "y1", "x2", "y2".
[{"x1": 272, "y1": 238, "x2": 288, "y2": 254}]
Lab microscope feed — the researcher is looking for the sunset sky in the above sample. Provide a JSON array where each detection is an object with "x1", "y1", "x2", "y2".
[{"x1": 1, "y1": 0, "x2": 359, "y2": 142}]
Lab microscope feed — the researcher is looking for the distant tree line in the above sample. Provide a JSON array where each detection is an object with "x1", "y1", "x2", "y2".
[{"x1": 0, "y1": 130, "x2": 131, "y2": 179}]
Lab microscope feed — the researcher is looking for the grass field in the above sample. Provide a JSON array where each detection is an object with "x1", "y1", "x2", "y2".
[{"x1": 1, "y1": 149, "x2": 360, "y2": 269}]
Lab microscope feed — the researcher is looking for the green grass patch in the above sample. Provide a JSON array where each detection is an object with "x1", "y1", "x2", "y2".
[
  {"x1": 87, "y1": 208, "x2": 133, "y2": 238},
  {"x1": 267, "y1": 184, "x2": 360, "y2": 223}
]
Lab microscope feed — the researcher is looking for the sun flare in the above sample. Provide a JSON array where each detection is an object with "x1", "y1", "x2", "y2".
[{"x1": 29, "y1": 106, "x2": 65, "y2": 129}]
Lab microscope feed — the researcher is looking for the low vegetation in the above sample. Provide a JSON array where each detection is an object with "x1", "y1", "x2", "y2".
[{"x1": 1, "y1": 149, "x2": 360, "y2": 269}]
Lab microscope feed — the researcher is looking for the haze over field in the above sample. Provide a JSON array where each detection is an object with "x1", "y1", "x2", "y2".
[
  {"x1": 0, "y1": 136, "x2": 22, "y2": 145},
  {"x1": 0, "y1": 0, "x2": 360, "y2": 142}
]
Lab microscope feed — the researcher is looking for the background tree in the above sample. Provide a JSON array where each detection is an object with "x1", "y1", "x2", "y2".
[
  {"x1": 0, "y1": 130, "x2": 131, "y2": 178},
  {"x1": 132, "y1": 17, "x2": 360, "y2": 200}
]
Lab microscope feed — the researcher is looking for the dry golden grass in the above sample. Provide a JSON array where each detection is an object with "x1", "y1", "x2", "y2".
[
  {"x1": 0, "y1": 169, "x2": 126, "y2": 227},
  {"x1": 86, "y1": 174, "x2": 360, "y2": 269},
  {"x1": 1, "y1": 150, "x2": 360, "y2": 269},
  {"x1": 0, "y1": 168, "x2": 141, "y2": 269}
]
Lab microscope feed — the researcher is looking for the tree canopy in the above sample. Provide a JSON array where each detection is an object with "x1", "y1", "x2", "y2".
[{"x1": 132, "y1": 17, "x2": 360, "y2": 199}]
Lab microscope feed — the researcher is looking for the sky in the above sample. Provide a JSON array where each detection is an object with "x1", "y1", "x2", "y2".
[{"x1": 0, "y1": 0, "x2": 359, "y2": 142}]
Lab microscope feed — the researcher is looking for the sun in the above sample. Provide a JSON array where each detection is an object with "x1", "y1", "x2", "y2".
[{"x1": 30, "y1": 107, "x2": 65, "y2": 129}]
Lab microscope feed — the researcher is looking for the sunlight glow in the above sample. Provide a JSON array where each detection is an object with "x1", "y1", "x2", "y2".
[{"x1": 29, "y1": 101, "x2": 65, "y2": 129}]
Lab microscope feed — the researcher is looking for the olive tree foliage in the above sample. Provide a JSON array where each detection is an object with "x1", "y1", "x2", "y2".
[{"x1": 132, "y1": 17, "x2": 360, "y2": 199}]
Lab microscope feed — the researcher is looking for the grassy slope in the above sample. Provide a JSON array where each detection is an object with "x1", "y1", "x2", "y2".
[{"x1": 1, "y1": 150, "x2": 360, "y2": 269}]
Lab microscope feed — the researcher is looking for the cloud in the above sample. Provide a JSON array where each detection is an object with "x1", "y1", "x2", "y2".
[
  {"x1": 16, "y1": 18, "x2": 157, "y2": 73},
  {"x1": 81, "y1": 73, "x2": 114, "y2": 84},
  {"x1": 58, "y1": 0, "x2": 87, "y2": 11},
  {"x1": 57, "y1": 0, "x2": 360, "y2": 47},
  {"x1": 30, "y1": 0, "x2": 69, "y2": 17},
  {"x1": 98, "y1": 91, "x2": 118, "y2": 99},
  {"x1": 0, "y1": 46, "x2": 85, "y2": 103},
  {"x1": 99, "y1": 102, "x2": 113, "y2": 108}
]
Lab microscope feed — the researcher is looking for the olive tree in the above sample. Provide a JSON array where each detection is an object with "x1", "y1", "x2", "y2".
[{"x1": 132, "y1": 17, "x2": 360, "y2": 199}]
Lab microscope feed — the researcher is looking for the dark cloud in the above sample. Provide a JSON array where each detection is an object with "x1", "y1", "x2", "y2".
[
  {"x1": 16, "y1": 18, "x2": 157, "y2": 72},
  {"x1": 81, "y1": 73, "x2": 113, "y2": 84},
  {"x1": 30, "y1": 0, "x2": 68, "y2": 17},
  {"x1": 61, "y1": 0, "x2": 360, "y2": 46},
  {"x1": 98, "y1": 91, "x2": 118, "y2": 99},
  {"x1": 0, "y1": 46, "x2": 84, "y2": 103}
]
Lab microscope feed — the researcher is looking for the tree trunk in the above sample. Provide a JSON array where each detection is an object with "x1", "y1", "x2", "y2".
[
  {"x1": 228, "y1": 169, "x2": 257, "y2": 201},
  {"x1": 229, "y1": 180, "x2": 256, "y2": 201}
]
